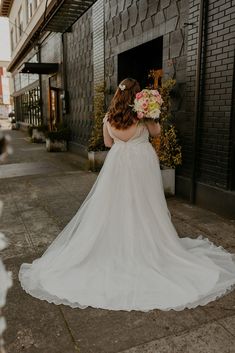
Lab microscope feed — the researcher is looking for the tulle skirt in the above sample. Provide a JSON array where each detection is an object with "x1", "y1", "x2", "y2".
[{"x1": 19, "y1": 141, "x2": 235, "y2": 311}]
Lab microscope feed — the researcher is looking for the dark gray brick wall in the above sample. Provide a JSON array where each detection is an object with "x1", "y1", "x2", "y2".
[
  {"x1": 199, "y1": 0, "x2": 235, "y2": 189},
  {"x1": 62, "y1": 0, "x2": 234, "y2": 193},
  {"x1": 65, "y1": 8, "x2": 94, "y2": 145},
  {"x1": 183, "y1": 0, "x2": 200, "y2": 179},
  {"x1": 186, "y1": 0, "x2": 235, "y2": 189},
  {"x1": 104, "y1": 0, "x2": 189, "y2": 97},
  {"x1": 93, "y1": 0, "x2": 105, "y2": 87}
]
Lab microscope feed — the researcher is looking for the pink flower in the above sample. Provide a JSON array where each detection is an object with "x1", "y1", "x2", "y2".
[
  {"x1": 136, "y1": 92, "x2": 143, "y2": 100},
  {"x1": 152, "y1": 90, "x2": 160, "y2": 97},
  {"x1": 137, "y1": 112, "x2": 144, "y2": 119},
  {"x1": 156, "y1": 96, "x2": 163, "y2": 104}
]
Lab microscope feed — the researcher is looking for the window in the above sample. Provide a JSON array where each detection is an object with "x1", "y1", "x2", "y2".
[
  {"x1": 27, "y1": 0, "x2": 33, "y2": 22},
  {"x1": 34, "y1": 0, "x2": 40, "y2": 9},
  {"x1": 10, "y1": 28, "x2": 14, "y2": 51},
  {"x1": 14, "y1": 18, "x2": 17, "y2": 42},
  {"x1": 18, "y1": 7, "x2": 23, "y2": 37}
]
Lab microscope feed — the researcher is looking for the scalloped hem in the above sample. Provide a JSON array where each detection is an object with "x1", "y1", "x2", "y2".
[
  {"x1": 18, "y1": 234, "x2": 235, "y2": 312},
  {"x1": 18, "y1": 278, "x2": 235, "y2": 312}
]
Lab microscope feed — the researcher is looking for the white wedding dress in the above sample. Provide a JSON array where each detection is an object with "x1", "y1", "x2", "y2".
[{"x1": 19, "y1": 119, "x2": 235, "y2": 312}]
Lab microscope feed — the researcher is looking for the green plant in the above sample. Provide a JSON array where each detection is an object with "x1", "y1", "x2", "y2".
[
  {"x1": 27, "y1": 123, "x2": 48, "y2": 137},
  {"x1": 152, "y1": 125, "x2": 182, "y2": 168},
  {"x1": 88, "y1": 83, "x2": 108, "y2": 152},
  {"x1": 28, "y1": 125, "x2": 34, "y2": 137},
  {"x1": 150, "y1": 78, "x2": 182, "y2": 169},
  {"x1": 45, "y1": 123, "x2": 70, "y2": 142}
]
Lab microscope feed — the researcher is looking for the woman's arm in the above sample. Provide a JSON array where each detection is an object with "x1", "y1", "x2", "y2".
[
  {"x1": 144, "y1": 119, "x2": 161, "y2": 137},
  {"x1": 103, "y1": 119, "x2": 114, "y2": 148}
]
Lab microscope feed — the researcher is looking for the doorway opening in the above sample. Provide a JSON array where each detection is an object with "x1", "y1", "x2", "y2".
[
  {"x1": 49, "y1": 75, "x2": 62, "y2": 130},
  {"x1": 118, "y1": 36, "x2": 163, "y2": 89}
]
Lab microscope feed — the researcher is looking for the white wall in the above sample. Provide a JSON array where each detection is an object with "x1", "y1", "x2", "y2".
[
  {"x1": 9, "y1": 0, "x2": 54, "y2": 61},
  {"x1": 0, "y1": 18, "x2": 11, "y2": 61}
]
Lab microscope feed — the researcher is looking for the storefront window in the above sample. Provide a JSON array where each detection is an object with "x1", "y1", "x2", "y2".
[{"x1": 20, "y1": 86, "x2": 41, "y2": 125}]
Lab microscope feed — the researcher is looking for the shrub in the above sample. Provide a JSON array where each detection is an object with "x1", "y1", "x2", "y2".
[
  {"x1": 150, "y1": 78, "x2": 182, "y2": 169},
  {"x1": 45, "y1": 124, "x2": 70, "y2": 142},
  {"x1": 88, "y1": 83, "x2": 108, "y2": 152}
]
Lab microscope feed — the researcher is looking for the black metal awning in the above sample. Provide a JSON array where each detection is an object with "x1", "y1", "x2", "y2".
[
  {"x1": 19, "y1": 62, "x2": 59, "y2": 74},
  {"x1": 41, "y1": 0, "x2": 98, "y2": 33},
  {"x1": 0, "y1": 0, "x2": 13, "y2": 16}
]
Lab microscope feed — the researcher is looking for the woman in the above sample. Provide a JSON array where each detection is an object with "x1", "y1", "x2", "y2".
[{"x1": 19, "y1": 78, "x2": 235, "y2": 312}]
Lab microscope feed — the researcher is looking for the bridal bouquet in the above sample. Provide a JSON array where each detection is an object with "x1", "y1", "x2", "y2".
[{"x1": 132, "y1": 89, "x2": 163, "y2": 120}]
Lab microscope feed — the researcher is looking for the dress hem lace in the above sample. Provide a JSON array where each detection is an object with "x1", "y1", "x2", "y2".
[{"x1": 19, "y1": 234, "x2": 235, "y2": 313}]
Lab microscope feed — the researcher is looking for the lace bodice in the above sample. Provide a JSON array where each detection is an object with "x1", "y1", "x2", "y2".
[{"x1": 103, "y1": 116, "x2": 149, "y2": 145}]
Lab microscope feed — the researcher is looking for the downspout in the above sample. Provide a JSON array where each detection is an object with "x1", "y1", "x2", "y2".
[
  {"x1": 62, "y1": 31, "x2": 69, "y2": 119},
  {"x1": 190, "y1": 0, "x2": 207, "y2": 203},
  {"x1": 228, "y1": 47, "x2": 235, "y2": 190},
  {"x1": 37, "y1": 44, "x2": 43, "y2": 125}
]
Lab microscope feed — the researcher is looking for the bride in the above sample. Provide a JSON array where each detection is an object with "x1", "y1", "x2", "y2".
[{"x1": 19, "y1": 77, "x2": 235, "y2": 312}]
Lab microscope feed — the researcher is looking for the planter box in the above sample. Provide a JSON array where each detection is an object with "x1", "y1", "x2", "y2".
[
  {"x1": 88, "y1": 151, "x2": 108, "y2": 171},
  {"x1": 161, "y1": 167, "x2": 175, "y2": 196},
  {"x1": 32, "y1": 128, "x2": 46, "y2": 143},
  {"x1": 46, "y1": 139, "x2": 67, "y2": 152}
]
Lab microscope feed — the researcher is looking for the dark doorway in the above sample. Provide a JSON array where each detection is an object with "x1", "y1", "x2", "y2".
[
  {"x1": 49, "y1": 75, "x2": 63, "y2": 130},
  {"x1": 118, "y1": 36, "x2": 163, "y2": 89}
]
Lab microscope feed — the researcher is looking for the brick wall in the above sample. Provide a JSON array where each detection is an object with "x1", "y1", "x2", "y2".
[
  {"x1": 185, "y1": 0, "x2": 235, "y2": 190},
  {"x1": 93, "y1": 0, "x2": 105, "y2": 86},
  {"x1": 65, "y1": 8, "x2": 93, "y2": 145},
  {"x1": 62, "y1": 0, "x2": 234, "y2": 198},
  {"x1": 104, "y1": 0, "x2": 189, "y2": 97},
  {"x1": 199, "y1": 0, "x2": 235, "y2": 189}
]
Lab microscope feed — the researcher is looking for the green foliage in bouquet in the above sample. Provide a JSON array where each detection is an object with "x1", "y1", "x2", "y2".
[
  {"x1": 150, "y1": 78, "x2": 182, "y2": 169},
  {"x1": 88, "y1": 83, "x2": 108, "y2": 152}
]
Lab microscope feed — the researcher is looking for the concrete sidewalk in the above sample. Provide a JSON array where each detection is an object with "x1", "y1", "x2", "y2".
[{"x1": 1, "y1": 116, "x2": 235, "y2": 353}]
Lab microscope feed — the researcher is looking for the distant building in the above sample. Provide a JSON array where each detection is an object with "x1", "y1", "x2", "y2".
[
  {"x1": 0, "y1": 61, "x2": 11, "y2": 116},
  {"x1": 0, "y1": 0, "x2": 234, "y2": 218}
]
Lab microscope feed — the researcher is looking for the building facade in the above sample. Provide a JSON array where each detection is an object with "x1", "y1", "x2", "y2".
[
  {"x1": 0, "y1": 61, "x2": 12, "y2": 116},
  {"x1": 1, "y1": 0, "x2": 234, "y2": 217}
]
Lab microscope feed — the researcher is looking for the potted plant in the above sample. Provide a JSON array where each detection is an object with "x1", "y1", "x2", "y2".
[
  {"x1": 45, "y1": 123, "x2": 70, "y2": 152},
  {"x1": 88, "y1": 83, "x2": 109, "y2": 171},
  {"x1": 28, "y1": 123, "x2": 48, "y2": 143},
  {"x1": 150, "y1": 78, "x2": 182, "y2": 195}
]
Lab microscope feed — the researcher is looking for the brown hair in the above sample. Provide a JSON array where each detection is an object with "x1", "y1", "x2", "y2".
[{"x1": 107, "y1": 78, "x2": 140, "y2": 129}]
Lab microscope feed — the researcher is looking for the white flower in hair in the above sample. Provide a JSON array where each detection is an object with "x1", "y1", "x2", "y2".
[{"x1": 119, "y1": 83, "x2": 126, "y2": 91}]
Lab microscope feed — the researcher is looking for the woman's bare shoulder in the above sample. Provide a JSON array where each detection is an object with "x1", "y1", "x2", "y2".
[{"x1": 103, "y1": 113, "x2": 109, "y2": 123}]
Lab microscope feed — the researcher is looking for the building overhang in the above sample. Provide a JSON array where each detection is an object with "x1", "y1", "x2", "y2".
[
  {"x1": 7, "y1": 0, "x2": 98, "y2": 72},
  {"x1": 19, "y1": 62, "x2": 59, "y2": 74},
  {"x1": 0, "y1": 0, "x2": 13, "y2": 16},
  {"x1": 41, "y1": 0, "x2": 97, "y2": 33}
]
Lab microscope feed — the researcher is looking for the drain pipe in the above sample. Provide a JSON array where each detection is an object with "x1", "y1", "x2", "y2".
[
  {"x1": 37, "y1": 44, "x2": 43, "y2": 125},
  {"x1": 190, "y1": 0, "x2": 207, "y2": 203}
]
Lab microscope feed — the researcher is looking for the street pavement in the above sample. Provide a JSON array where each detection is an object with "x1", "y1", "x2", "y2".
[{"x1": 0, "y1": 116, "x2": 235, "y2": 353}]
